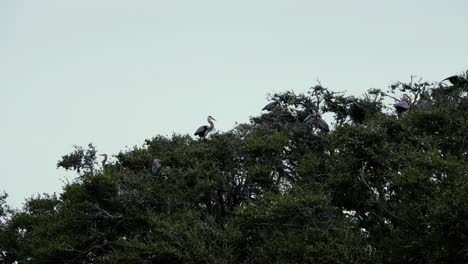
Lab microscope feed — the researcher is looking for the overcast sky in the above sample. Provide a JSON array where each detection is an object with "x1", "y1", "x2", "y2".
[{"x1": 1, "y1": 0, "x2": 467, "y2": 208}]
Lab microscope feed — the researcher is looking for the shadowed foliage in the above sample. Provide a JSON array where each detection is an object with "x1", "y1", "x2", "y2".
[{"x1": 1, "y1": 76, "x2": 467, "y2": 263}]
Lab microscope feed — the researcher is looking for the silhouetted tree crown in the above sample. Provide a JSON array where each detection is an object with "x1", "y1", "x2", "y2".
[{"x1": 1, "y1": 74, "x2": 467, "y2": 263}]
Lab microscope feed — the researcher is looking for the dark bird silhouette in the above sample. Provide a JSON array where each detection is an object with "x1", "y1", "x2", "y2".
[
  {"x1": 100, "y1": 154, "x2": 108, "y2": 169},
  {"x1": 440, "y1": 75, "x2": 465, "y2": 85},
  {"x1": 151, "y1": 159, "x2": 162, "y2": 177},
  {"x1": 194, "y1": 116, "x2": 216, "y2": 138},
  {"x1": 303, "y1": 112, "x2": 330, "y2": 134},
  {"x1": 394, "y1": 94, "x2": 411, "y2": 114},
  {"x1": 349, "y1": 103, "x2": 366, "y2": 124},
  {"x1": 262, "y1": 101, "x2": 277, "y2": 111}
]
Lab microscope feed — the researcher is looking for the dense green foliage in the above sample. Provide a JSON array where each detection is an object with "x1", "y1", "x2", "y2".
[{"x1": 1, "y1": 76, "x2": 467, "y2": 263}]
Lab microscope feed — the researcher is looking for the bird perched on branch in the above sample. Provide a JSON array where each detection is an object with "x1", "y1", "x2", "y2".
[
  {"x1": 303, "y1": 112, "x2": 330, "y2": 134},
  {"x1": 194, "y1": 116, "x2": 216, "y2": 138},
  {"x1": 394, "y1": 94, "x2": 411, "y2": 115},
  {"x1": 349, "y1": 103, "x2": 365, "y2": 124},
  {"x1": 99, "y1": 154, "x2": 108, "y2": 170},
  {"x1": 417, "y1": 99, "x2": 433, "y2": 112},
  {"x1": 416, "y1": 92, "x2": 432, "y2": 112},
  {"x1": 440, "y1": 75, "x2": 466, "y2": 85},
  {"x1": 262, "y1": 101, "x2": 277, "y2": 111},
  {"x1": 151, "y1": 158, "x2": 162, "y2": 177}
]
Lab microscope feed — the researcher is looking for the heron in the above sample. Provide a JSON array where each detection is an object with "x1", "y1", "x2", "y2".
[
  {"x1": 440, "y1": 75, "x2": 465, "y2": 85},
  {"x1": 303, "y1": 112, "x2": 330, "y2": 134},
  {"x1": 394, "y1": 94, "x2": 411, "y2": 114},
  {"x1": 417, "y1": 99, "x2": 432, "y2": 112},
  {"x1": 151, "y1": 158, "x2": 162, "y2": 177},
  {"x1": 194, "y1": 116, "x2": 216, "y2": 138},
  {"x1": 262, "y1": 101, "x2": 277, "y2": 111},
  {"x1": 416, "y1": 92, "x2": 432, "y2": 112},
  {"x1": 349, "y1": 103, "x2": 366, "y2": 124},
  {"x1": 99, "y1": 154, "x2": 108, "y2": 169}
]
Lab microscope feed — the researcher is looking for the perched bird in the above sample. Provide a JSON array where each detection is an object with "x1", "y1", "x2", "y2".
[
  {"x1": 416, "y1": 92, "x2": 432, "y2": 112},
  {"x1": 394, "y1": 94, "x2": 411, "y2": 114},
  {"x1": 262, "y1": 101, "x2": 277, "y2": 111},
  {"x1": 100, "y1": 154, "x2": 108, "y2": 170},
  {"x1": 194, "y1": 116, "x2": 216, "y2": 138},
  {"x1": 303, "y1": 112, "x2": 330, "y2": 134},
  {"x1": 349, "y1": 103, "x2": 366, "y2": 124},
  {"x1": 440, "y1": 75, "x2": 465, "y2": 85},
  {"x1": 417, "y1": 99, "x2": 433, "y2": 112},
  {"x1": 151, "y1": 159, "x2": 162, "y2": 177}
]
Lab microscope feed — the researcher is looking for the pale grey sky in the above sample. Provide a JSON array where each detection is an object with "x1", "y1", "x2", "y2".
[{"x1": 1, "y1": 0, "x2": 467, "y2": 208}]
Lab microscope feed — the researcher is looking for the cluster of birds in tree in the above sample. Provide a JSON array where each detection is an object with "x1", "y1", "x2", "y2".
[
  {"x1": 392, "y1": 73, "x2": 468, "y2": 115},
  {"x1": 98, "y1": 74, "x2": 466, "y2": 178},
  {"x1": 99, "y1": 153, "x2": 162, "y2": 178},
  {"x1": 262, "y1": 101, "x2": 330, "y2": 133}
]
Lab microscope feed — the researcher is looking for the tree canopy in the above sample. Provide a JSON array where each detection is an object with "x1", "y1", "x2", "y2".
[{"x1": 1, "y1": 75, "x2": 467, "y2": 263}]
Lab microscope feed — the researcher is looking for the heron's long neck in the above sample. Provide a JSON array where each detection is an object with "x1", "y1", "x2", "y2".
[
  {"x1": 102, "y1": 156, "x2": 107, "y2": 167},
  {"x1": 208, "y1": 120, "x2": 214, "y2": 129}
]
